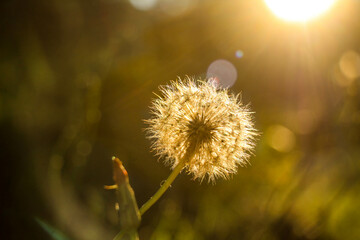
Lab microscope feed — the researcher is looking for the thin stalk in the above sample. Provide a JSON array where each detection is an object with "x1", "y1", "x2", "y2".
[{"x1": 140, "y1": 161, "x2": 185, "y2": 215}]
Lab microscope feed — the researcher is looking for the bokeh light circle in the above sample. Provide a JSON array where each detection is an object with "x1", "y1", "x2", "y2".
[
  {"x1": 339, "y1": 50, "x2": 360, "y2": 80},
  {"x1": 129, "y1": 0, "x2": 158, "y2": 11},
  {"x1": 206, "y1": 59, "x2": 237, "y2": 88},
  {"x1": 266, "y1": 125, "x2": 296, "y2": 152},
  {"x1": 235, "y1": 50, "x2": 244, "y2": 58}
]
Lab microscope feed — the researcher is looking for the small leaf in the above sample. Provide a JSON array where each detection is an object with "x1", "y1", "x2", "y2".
[{"x1": 106, "y1": 157, "x2": 141, "y2": 239}]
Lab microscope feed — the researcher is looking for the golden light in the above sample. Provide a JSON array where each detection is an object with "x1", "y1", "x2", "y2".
[
  {"x1": 264, "y1": 0, "x2": 337, "y2": 22},
  {"x1": 266, "y1": 125, "x2": 296, "y2": 152}
]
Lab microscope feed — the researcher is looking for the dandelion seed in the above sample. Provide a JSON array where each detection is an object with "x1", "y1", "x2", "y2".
[{"x1": 146, "y1": 77, "x2": 257, "y2": 182}]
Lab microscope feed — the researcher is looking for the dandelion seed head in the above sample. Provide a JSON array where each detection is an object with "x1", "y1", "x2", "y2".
[{"x1": 146, "y1": 77, "x2": 257, "y2": 182}]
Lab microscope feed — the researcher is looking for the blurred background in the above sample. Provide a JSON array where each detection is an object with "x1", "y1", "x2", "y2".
[{"x1": 1, "y1": 0, "x2": 360, "y2": 239}]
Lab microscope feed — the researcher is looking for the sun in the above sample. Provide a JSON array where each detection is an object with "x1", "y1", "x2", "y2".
[{"x1": 264, "y1": 0, "x2": 337, "y2": 22}]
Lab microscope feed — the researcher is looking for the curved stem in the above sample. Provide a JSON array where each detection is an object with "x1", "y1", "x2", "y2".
[{"x1": 140, "y1": 161, "x2": 185, "y2": 215}]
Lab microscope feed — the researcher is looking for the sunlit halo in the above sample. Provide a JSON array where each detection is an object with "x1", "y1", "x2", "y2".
[{"x1": 264, "y1": 0, "x2": 337, "y2": 22}]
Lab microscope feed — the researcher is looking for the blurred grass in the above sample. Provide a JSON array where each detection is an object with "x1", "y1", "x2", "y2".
[{"x1": 36, "y1": 218, "x2": 70, "y2": 240}]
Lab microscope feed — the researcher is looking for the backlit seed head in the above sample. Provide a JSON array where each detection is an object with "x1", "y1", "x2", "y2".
[{"x1": 146, "y1": 77, "x2": 257, "y2": 182}]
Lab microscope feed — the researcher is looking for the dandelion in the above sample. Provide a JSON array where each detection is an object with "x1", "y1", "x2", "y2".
[
  {"x1": 147, "y1": 77, "x2": 257, "y2": 180},
  {"x1": 140, "y1": 77, "x2": 257, "y2": 215}
]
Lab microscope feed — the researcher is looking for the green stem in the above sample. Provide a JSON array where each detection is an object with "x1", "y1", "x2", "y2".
[{"x1": 140, "y1": 161, "x2": 185, "y2": 215}]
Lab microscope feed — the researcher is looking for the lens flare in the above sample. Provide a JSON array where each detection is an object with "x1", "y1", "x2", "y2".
[
  {"x1": 206, "y1": 59, "x2": 237, "y2": 88},
  {"x1": 264, "y1": 0, "x2": 337, "y2": 22}
]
